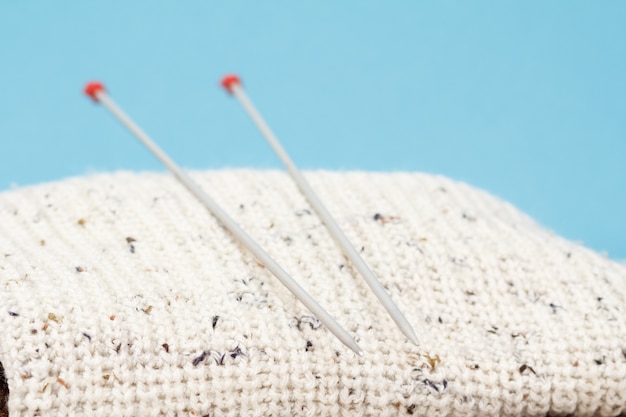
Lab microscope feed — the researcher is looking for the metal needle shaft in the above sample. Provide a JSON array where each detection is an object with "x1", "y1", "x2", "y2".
[
  {"x1": 221, "y1": 75, "x2": 419, "y2": 345},
  {"x1": 83, "y1": 82, "x2": 363, "y2": 356}
]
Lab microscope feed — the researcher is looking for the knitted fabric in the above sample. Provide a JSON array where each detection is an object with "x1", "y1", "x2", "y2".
[{"x1": 0, "y1": 170, "x2": 625, "y2": 417}]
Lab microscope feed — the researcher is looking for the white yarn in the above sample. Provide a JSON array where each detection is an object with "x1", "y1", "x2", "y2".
[{"x1": 0, "y1": 170, "x2": 625, "y2": 417}]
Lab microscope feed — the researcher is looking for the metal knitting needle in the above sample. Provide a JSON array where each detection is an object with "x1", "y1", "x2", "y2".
[
  {"x1": 83, "y1": 81, "x2": 363, "y2": 355},
  {"x1": 221, "y1": 75, "x2": 419, "y2": 345}
]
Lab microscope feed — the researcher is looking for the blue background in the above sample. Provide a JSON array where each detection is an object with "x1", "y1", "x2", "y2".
[{"x1": 1, "y1": 2, "x2": 624, "y2": 260}]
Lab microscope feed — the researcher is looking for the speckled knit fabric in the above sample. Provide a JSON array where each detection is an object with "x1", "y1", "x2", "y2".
[{"x1": 0, "y1": 170, "x2": 625, "y2": 416}]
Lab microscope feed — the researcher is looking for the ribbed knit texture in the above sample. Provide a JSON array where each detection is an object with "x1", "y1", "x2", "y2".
[{"x1": 0, "y1": 170, "x2": 625, "y2": 416}]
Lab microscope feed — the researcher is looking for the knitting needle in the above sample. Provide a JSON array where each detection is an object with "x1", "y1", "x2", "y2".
[
  {"x1": 83, "y1": 81, "x2": 363, "y2": 356},
  {"x1": 221, "y1": 75, "x2": 419, "y2": 346}
]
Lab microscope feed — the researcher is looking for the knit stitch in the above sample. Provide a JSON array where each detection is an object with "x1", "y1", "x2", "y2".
[{"x1": 0, "y1": 170, "x2": 625, "y2": 416}]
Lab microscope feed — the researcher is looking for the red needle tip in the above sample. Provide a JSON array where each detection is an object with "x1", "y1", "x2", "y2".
[
  {"x1": 84, "y1": 81, "x2": 106, "y2": 102},
  {"x1": 220, "y1": 74, "x2": 241, "y2": 94}
]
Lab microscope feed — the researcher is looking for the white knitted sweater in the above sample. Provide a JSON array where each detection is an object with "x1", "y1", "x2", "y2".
[{"x1": 0, "y1": 170, "x2": 625, "y2": 416}]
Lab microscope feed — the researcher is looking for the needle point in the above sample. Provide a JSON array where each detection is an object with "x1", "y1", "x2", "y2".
[
  {"x1": 84, "y1": 81, "x2": 105, "y2": 102},
  {"x1": 221, "y1": 74, "x2": 241, "y2": 94},
  {"x1": 405, "y1": 328, "x2": 420, "y2": 346}
]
